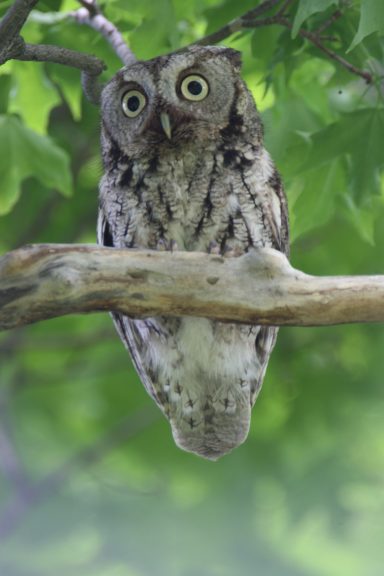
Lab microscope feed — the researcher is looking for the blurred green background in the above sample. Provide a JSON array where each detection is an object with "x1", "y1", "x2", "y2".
[{"x1": 1, "y1": 1, "x2": 384, "y2": 575}]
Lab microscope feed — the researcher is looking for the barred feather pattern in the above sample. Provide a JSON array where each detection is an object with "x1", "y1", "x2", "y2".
[{"x1": 98, "y1": 45, "x2": 289, "y2": 460}]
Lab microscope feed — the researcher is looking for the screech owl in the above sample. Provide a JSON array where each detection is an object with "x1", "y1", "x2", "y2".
[{"x1": 97, "y1": 45, "x2": 289, "y2": 460}]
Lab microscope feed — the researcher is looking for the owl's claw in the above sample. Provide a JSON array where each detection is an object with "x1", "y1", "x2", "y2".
[
  {"x1": 208, "y1": 240, "x2": 244, "y2": 257},
  {"x1": 156, "y1": 238, "x2": 178, "y2": 251},
  {"x1": 222, "y1": 243, "x2": 244, "y2": 258},
  {"x1": 208, "y1": 241, "x2": 221, "y2": 255}
]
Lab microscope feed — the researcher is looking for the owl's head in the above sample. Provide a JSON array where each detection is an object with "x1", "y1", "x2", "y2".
[{"x1": 101, "y1": 45, "x2": 258, "y2": 158}]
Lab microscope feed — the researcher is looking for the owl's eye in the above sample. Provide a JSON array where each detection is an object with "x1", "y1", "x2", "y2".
[
  {"x1": 121, "y1": 90, "x2": 147, "y2": 117},
  {"x1": 180, "y1": 75, "x2": 209, "y2": 101}
]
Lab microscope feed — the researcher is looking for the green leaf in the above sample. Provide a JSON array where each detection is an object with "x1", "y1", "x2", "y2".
[
  {"x1": 292, "y1": 109, "x2": 384, "y2": 202},
  {"x1": 49, "y1": 66, "x2": 83, "y2": 121},
  {"x1": 9, "y1": 61, "x2": 61, "y2": 134},
  {"x1": 342, "y1": 195, "x2": 378, "y2": 245},
  {"x1": 0, "y1": 115, "x2": 73, "y2": 215},
  {"x1": 290, "y1": 159, "x2": 344, "y2": 241},
  {"x1": 203, "y1": 0, "x2": 257, "y2": 35},
  {"x1": 251, "y1": 26, "x2": 283, "y2": 65},
  {"x1": 128, "y1": 0, "x2": 178, "y2": 58},
  {"x1": 39, "y1": 0, "x2": 63, "y2": 10},
  {"x1": 290, "y1": 58, "x2": 334, "y2": 122},
  {"x1": 348, "y1": 0, "x2": 384, "y2": 51},
  {"x1": 0, "y1": 74, "x2": 11, "y2": 114},
  {"x1": 292, "y1": 0, "x2": 338, "y2": 38}
]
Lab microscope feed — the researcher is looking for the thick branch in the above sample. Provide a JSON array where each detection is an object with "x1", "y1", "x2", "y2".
[
  {"x1": 1, "y1": 244, "x2": 384, "y2": 331},
  {"x1": 0, "y1": 0, "x2": 38, "y2": 47},
  {"x1": 0, "y1": 0, "x2": 106, "y2": 104},
  {"x1": 19, "y1": 43, "x2": 105, "y2": 74}
]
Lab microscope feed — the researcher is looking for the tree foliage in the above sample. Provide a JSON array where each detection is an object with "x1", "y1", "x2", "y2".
[{"x1": 0, "y1": 1, "x2": 384, "y2": 575}]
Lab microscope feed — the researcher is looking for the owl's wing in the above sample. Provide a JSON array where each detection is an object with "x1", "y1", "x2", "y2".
[
  {"x1": 263, "y1": 168, "x2": 290, "y2": 256},
  {"x1": 97, "y1": 209, "x2": 161, "y2": 406},
  {"x1": 248, "y1": 167, "x2": 289, "y2": 405}
]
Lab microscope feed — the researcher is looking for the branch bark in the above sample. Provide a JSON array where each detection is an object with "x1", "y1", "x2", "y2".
[
  {"x1": 71, "y1": 1, "x2": 136, "y2": 66},
  {"x1": 0, "y1": 0, "x2": 38, "y2": 48},
  {"x1": 0, "y1": 0, "x2": 106, "y2": 104},
  {"x1": 1, "y1": 244, "x2": 384, "y2": 331}
]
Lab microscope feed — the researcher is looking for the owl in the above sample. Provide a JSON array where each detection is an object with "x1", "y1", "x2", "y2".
[{"x1": 97, "y1": 45, "x2": 289, "y2": 460}]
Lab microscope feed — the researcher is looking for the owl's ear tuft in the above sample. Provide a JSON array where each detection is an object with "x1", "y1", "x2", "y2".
[{"x1": 222, "y1": 48, "x2": 242, "y2": 71}]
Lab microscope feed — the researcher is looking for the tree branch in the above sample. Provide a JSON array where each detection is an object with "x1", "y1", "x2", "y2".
[
  {"x1": 0, "y1": 0, "x2": 107, "y2": 104},
  {"x1": 71, "y1": 0, "x2": 136, "y2": 66},
  {"x1": 1, "y1": 244, "x2": 384, "y2": 331},
  {"x1": 194, "y1": 0, "x2": 373, "y2": 84},
  {"x1": 0, "y1": 0, "x2": 38, "y2": 47},
  {"x1": 196, "y1": 0, "x2": 282, "y2": 45},
  {"x1": 314, "y1": 9, "x2": 343, "y2": 35},
  {"x1": 18, "y1": 42, "x2": 104, "y2": 74}
]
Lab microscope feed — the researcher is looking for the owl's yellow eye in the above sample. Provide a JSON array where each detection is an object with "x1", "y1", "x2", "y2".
[
  {"x1": 121, "y1": 90, "x2": 147, "y2": 117},
  {"x1": 180, "y1": 75, "x2": 209, "y2": 101}
]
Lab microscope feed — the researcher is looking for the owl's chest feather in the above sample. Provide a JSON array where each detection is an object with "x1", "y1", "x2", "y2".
[
  {"x1": 110, "y1": 146, "x2": 215, "y2": 249},
  {"x1": 106, "y1": 143, "x2": 272, "y2": 252}
]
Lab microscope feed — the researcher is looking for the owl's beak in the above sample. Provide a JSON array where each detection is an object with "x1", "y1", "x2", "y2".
[{"x1": 160, "y1": 112, "x2": 172, "y2": 140}]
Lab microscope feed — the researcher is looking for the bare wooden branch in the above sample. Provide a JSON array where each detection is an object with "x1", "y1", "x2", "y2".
[
  {"x1": 71, "y1": 1, "x2": 136, "y2": 66},
  {"x1": 0, "y1": 0, "x2": 38, "y2": 48},
  {"x1": 19, "y1": 43, "x2": 106, "y2": 103},
  {"x1": 0, "y1": 0, "x2": 106, "y2": 104},
  {"x1": 19, "y1": 42, "x2": 105, "y2": 75},
  {"x1": 1, "y1": 244, "x2": 384, "y2": 331}
]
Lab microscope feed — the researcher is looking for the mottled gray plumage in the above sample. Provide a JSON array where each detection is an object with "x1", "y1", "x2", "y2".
[{"x1": 97, "y1": 45, "x2": 289, "y2": 460}]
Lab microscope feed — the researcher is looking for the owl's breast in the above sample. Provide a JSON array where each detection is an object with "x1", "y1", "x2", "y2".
[
  {"x1": 107, "y1": 146, "x2": 223, "y2": 250},
  {"x1": 102, "y1": 141, "x2": 279, "y2": 254}
]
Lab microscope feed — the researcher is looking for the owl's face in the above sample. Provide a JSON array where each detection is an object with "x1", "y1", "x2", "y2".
[{"x1": 101, "y1": 46, "x2": 252, "y2": 157}]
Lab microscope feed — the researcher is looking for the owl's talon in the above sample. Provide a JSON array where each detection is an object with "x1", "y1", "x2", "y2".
[
  {"x1": 156, "y1": 238, "x2": 178, "y2": 251},
  {"x1": 156, "y1": 238, "x2": 168, "y2": 251},
  {"x1": 222, "y1": 244, "x2": 244, "y2": 258},
  {"x1": 208, "y1": 241, "x2": 221, "y2": 255}
]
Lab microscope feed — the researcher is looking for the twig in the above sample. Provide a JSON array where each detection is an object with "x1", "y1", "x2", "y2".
[
  {"x1": 237, "y1": 0, "x2": 282, "y2": 20},
  {"x1": 71, "y1": 1, "x2": 136, "y2": 66},
  {"x1": 194, "y1": 2, "x2": 373, "y2": 84},
  {"x1": 0, "y1": 0, "x2": 107, "y2": 104},
  {"x1": 2, "y1": 244, "x2": 384, "y2": 330},
  {"x1": 276, "y1": 0, "x2": 295, "y2": 17},
  {"x1": 297, "y1": 24, "x2": 373, "y2": 84},
  {"x1": 22, "y1": 42, "x2": 106, "y2": 102},
  {"x1": 315, "y1": 9, "x2": 343, "y2": 35},
  {"x1": 243, "y1": 15, "x2": 373, "y2": 83},
  {"x1": 196, "y1": 0, "x2": 282, "y2": 45}
]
